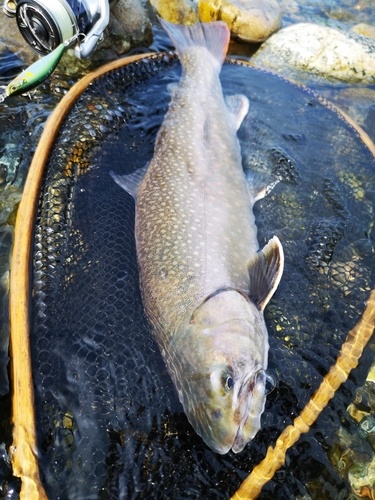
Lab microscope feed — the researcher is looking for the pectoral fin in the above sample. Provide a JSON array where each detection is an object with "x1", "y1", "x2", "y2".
[
  {"x1": 167, "y1": 82, "x2": 179, "y2": 97},
  {"x1": 248, "y1": 236, "x2": 284, "y2": 311},
  {"x1": 225, "y1": 94, "x2": 249, "y2": 131},
  {"x1": 110, "y1": 163, "x2": 149, "y2": 199},
  {"x1": 245, "y1": 171, "x2": 279, "y2": 202}
]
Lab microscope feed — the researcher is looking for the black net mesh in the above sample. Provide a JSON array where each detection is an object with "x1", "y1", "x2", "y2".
[{"x1": 31, "y1": 53, "x2": 375, "y2": 499}]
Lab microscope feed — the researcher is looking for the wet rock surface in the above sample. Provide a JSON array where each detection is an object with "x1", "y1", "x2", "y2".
[
  {"x1": 252, "y1": 22, "x2": 375, "y2": 84},
  {"x1": 199, "y1": 0, "x2": 282, "y2": 42},
  {"x1": 99, "y1": 0, "x2": 153, "y2": 57},
  {"x1": 150, "y1": 0, "x2": 199, "y2": 25},
  {"x1": 330, "y1": 355, "x2": 375, "y2": 499}
]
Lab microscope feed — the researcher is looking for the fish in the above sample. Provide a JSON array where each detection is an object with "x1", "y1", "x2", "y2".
[{"x1": 110, "y1": 18, "x2": 284, "y2": 454}]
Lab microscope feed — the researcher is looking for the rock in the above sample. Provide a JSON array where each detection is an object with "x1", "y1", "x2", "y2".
[
  {"x1": 252, "y1": 23, "x2": 375, "y2": 84},
  {"x1": 351, "y1": 23, "x2": 375, "y2": 40},
  {"x1": 198, "y1": 0, "x2": 282, "y2": 43},
  {"x1": 331, "y1": 360, "x2": 375, "y2": 499},
  {"x1": 349, "y1": 449, "x2": 375, "y2": 499},
  {"x1": 150, "y1": 0, "x2": 199, "y2": 25},
  {"x1": 0, "y1": 16, "x2": 37, "y2": 66},
  {"x1": 98, "y1": 0, "x2": 153, "y2": 57}
]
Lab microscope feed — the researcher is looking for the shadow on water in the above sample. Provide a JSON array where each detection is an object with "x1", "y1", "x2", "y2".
[{"x1": 22, "y1": 53, "x2": 375, "y2": 499}]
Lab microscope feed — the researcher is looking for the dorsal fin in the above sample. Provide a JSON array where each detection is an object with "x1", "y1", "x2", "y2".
[
  {"x1": 225, "y1": 94, "x2": 249, "y2": 131},
  {"x1": 159, "y1": 18, "x2": 230, "y2": 70},
  {"x1": 110, "y1": 163, "x2": 149, "y2": 199},
  {"x1": 248, "y1": 236, "x2": 284, "y2": 311}
]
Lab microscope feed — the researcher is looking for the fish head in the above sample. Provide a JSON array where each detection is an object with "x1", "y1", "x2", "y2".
[{"x1": 173, "y1": 291, "x2": 271, "y2": 454}]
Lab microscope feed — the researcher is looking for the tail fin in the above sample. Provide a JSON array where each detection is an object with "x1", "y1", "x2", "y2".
[{"x1": 159, "y1": 18, "x2": 230, "y2": 69}]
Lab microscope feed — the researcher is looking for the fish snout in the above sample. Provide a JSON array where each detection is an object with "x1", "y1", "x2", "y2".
[
  {"x1": 233, "y1": 377, "x2": 255, "y2": 424},
  {"x1": 231, "y1": 371, "x2": 268, "y2": 452}
]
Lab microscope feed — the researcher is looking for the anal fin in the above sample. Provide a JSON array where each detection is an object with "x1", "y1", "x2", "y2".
[{"x1": 248, "y1": 236, "x2": 284, "y2": 311}]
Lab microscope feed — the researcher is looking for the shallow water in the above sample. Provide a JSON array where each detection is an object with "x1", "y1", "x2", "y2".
[
  {"x1": 0, "y1": 5, "x2": 375, "y2": 500},
  {"x1": 280, "y1": 0, "x2": 375, "y2": 30}
]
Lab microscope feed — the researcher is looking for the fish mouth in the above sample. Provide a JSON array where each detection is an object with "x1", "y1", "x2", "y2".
[
  {"x1": 229, "y1": 394, "x2": 252, "y2": 453},
  {"x1": 230, "y1": 403, "x2": 262, "y2": 453},
  {"x1": 230, "y1": 370, "x2": 266, "y2": 453},
  {"x1": 231, "y1": 412, "x2": 249, "y2": 453}
]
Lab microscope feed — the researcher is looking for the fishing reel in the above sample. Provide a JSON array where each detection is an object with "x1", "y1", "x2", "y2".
[{"x1": 3, "y1": 0, "x2": 112, "y2": 59}]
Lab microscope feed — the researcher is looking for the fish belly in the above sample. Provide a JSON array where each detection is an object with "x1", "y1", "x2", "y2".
[{"x1": 135, "y1": 51, "x2": 256, "y2": 343}]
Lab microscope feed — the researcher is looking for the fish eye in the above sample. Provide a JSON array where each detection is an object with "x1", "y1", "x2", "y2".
[
  {"x1": 225, "y1": 375, "x2": 233, "y2": 391},
  {"x1": 210, "y1": 365, "x2": 234, "y2": 395},
  {"x1": 220, "y1": 371, "x2": 234, "y2": 393}
]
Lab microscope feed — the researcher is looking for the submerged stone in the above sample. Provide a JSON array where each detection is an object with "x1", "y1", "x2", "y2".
[
  {"x1": 349, "y1": 455, "x2": 375, "y2": 499},
  {"x1": 351, "y1": 23, "x2": 375, "y2": 40},
  {"x1": 329, "y1": 359, "x2": 375, "y2": 498},
  {"x1": 198, "y1": 0, "x2": 282, "y2": 42},
  {"x1": 252, "y1": 22, "x2": 375, "y2": 84}
]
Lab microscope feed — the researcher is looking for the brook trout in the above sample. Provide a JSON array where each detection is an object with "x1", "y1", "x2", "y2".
[{"x1": 111, "y1": 19, "x2": 284, "y2": 454}]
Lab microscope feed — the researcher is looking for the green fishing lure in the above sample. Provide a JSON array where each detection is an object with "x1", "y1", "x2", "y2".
[{"x1": 1, "y1": 35, "x2": 77, "y2": 101}]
